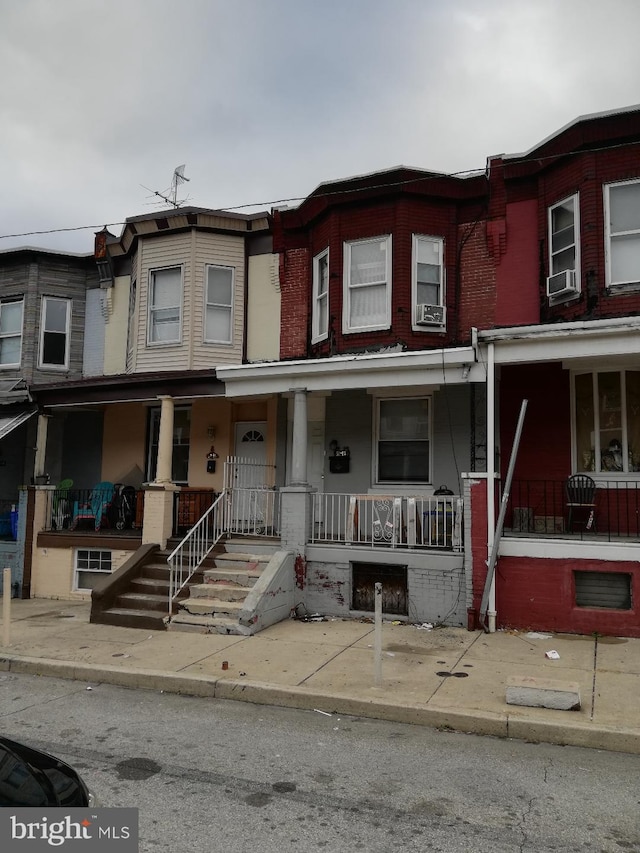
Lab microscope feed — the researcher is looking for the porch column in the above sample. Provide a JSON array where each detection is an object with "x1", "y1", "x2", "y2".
[
  {"x1": 486, "y1": 343, "x2": 497, "y2": 631},
  {"x1": 291, "y1": 388, "x2": 308, "y2": 486},
  {"x1": 155, "y1": 395, "x2": 174, "y2": 483},
  {"x1": 33, "y1": 413, "x2": 50, "y2": 482}
]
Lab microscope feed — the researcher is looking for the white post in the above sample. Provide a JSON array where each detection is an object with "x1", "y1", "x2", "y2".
[
  {"x1": 3, "y1": 567, "x2": 11, "y2": 647},
  {"x1": 290, "y1": 388, "x2": 308, "y2": 485},
  {"x1": 486, "y1": 342, "x2": 497, "y2": 631},
  {"x1": 374, "y1": 582, "x2": 382, "y2": 686}
]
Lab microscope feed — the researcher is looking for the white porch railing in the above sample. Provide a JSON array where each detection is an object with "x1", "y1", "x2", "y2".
[
  {"x1": 224, "y1": 486, "x2": 280, "y2": 537},
  {"x1": 311, "y1": 493, "x2": 463, "y2": 551},
  {"x1": 167, "y1": 490, "x2": 227, "y2": 615}
]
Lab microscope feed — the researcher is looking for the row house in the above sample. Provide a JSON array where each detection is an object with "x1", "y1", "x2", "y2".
[
  {"x1": 14, "y1": 208, "x2": 281, "y2": 605},
  {"x1": 8, "y1": 104, "x2": 640, "y2": 639}
]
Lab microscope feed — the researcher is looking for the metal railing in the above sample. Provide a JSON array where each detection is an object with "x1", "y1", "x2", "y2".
[
  {"x1": 224, "y1": 486, "x2": 280, "y2": 537},
  {"x1": 311, "y1": 493, "x2": 463, "y2": 551},
  {"x1": 167, "y1": 490, "x2": 227, "y2": 615},
  {"x1": 505, "y1": 479, "x2": 640, "y2": 541},
  {"x1": 44, "y1": 486, "x2": 143, "y2": 532}
]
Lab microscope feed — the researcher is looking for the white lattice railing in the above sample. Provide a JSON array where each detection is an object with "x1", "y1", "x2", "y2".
[{"x1": 311, "y1": 493, "x2": 463, "y2": 551}]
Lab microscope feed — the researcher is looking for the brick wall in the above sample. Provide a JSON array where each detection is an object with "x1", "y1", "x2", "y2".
[
  {"x1": 496, "y1": 557, "x2": 640, "y2": 637},
  {"x1": 279, "y1": 247, "x2": 310, "y2": 359}
]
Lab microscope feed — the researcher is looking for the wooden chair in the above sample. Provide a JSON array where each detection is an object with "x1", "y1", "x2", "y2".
[{"x1": 566, "y1": 474, "x2": 597, "y2": 533}]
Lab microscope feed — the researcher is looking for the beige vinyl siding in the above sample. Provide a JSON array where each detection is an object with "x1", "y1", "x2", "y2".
[
  {"x1": 192, "y1": 231, "x2": 245, "y2": 369},
  {"x1": 247, "y1": 253, "x2": 280, "y2": 362},
  {"x1": 135, "y1": 233, "x2": 192, "y2": 373},
  {"x1": 103, "y1": 275, "x2": 130, "y2": 375}
]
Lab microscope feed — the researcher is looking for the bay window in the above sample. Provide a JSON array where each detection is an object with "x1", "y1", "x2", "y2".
[
  {"x1": 312, "y1": 248, "x2": 329, "y2": 343},
  {"x1": 0, "y1": 298, "x2": 23, "y2": 366},
  {"x1": 39, "y1": 296, "x2": 70, "y2": 368},
  {"x1": 574, "y1": 370, "x2": 640, "y2": 473},
  {"x1": 605, "y1": 179, "x2": 640, "y2": 289},
  {"x1": 148, "y1": 266, "x2": 182, "y2": 344},
  {"x1": 343, "y1": 236, "x2": 391, "y2": 332},
  {"x1": 204, "y1": 264, "x2": 233, "y2": 344}
]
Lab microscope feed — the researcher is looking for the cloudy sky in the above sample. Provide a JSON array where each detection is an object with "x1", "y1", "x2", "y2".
[{"x1": 1, "y1": 0, "x2": 640, "y2": 254}]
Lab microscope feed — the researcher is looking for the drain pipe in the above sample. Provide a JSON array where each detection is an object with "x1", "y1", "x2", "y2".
[
  {"x1": 485, "y1": 343, "x2": 496, "y2": 631},
  {"x1": 480, "y1": 397, "x2": 528, "y2": 632}
]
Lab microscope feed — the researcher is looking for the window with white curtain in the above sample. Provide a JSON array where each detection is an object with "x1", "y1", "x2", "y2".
[
  {"x1": 39, "y1": 296, "x2": 70, "y2": 368},
  {"x1": 605, "y1": 180, "x2": 640, "y2": 289},
  {"x1": 0, "y1": 298, "x2": 23, "y2": 366},
  {"x1": 312, "y1": 248, "x2": 329, "y2": 342},
  {"x1": 343, "y1": 236, "x2": 391, "y2": 332},
  {"x1": 148, "y1": 267, "x2": 182, "y2": 344},
  {"x1": 204, "y1": 265, "x2": 233, "y2": 344}
]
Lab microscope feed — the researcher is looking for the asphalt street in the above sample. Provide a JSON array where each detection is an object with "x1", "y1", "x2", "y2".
[{"x1": 1, "y1": 672, "x2": 639, "y2": 852}]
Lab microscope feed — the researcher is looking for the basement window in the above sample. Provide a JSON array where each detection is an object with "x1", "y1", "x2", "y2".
[
  {"x1": 574, "y1": 570, "x2": 631, "y2": 610},
  {"x1": 352, "y1": 562, "x2": 407, "y2": 616},
  {"x1": 74, "y1": 549, "x2": 112, "y2": 592}
]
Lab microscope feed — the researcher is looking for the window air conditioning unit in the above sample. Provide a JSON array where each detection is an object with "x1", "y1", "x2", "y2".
[
  {"x1": 416, "y1": 303, "x2": 446, "y2": 326},
  {"x1": 546, "y1": 269, "x2": 577, "y2": 298}
]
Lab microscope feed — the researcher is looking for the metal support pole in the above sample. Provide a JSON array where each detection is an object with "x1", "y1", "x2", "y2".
[
  {"x1": 374, "y1": 582, "x2": 382, "y2": 685},
  {"x1": 3, "y1": 567, "x2": 11, "y2": 647}
]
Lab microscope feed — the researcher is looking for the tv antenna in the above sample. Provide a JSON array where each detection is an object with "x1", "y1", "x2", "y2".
[{"x1": 142, "y1": 164, "x2": 192, "y2": 209}]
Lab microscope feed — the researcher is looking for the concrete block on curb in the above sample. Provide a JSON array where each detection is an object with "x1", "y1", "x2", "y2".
[{"x1": 506, "y1": 675, "x2": 581, "y2": 711}]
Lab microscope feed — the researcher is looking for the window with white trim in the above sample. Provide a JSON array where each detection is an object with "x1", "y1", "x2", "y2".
[
  {"x1": 574, "y1": 370, "x2": 640, "y2": 473},
  {"x1": 74, "y1": 549, "x2": 112, "y2": 591},
  {"x1": 148, "y1": 266, "x2": 182, "y2": 344},
  {"x1": 0, "y1": 298, "x2": 23, "y2": 367},
  {"x1": 204, "y1": 265, "x2": 233, "y2": 344},
  {"x1": 412, "y1": 235, "x2": 444, "y2": 327},
  {"x1": 126, "y1": 278, "x2": 137, "y2": 371},
  {"x1": 376, "y1": 396, "x2": 430, "y2": 483},
  {"x1": 312, "y1": 248, "x2": 329, "y2": 343},
  {"x1": 39, "y1": 296, "x2": 70, "y2": 368},
  {"x1": 343, "y1": 235, "x2": 391, "y2": 332},
  {"x1": 548, "y1": 194, "x2": 580, "y2": 299},
  {"x1": 605, "y1": 179, "x2": 640, "y2": 289}
]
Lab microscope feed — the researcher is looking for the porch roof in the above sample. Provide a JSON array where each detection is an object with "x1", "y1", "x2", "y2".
[
  {"x1": 0, "y1": 407, "x2": 36, "y2": 441},
  {"x1": 30, "y1": 370, "x2": 225, "y2": 408},
  {"x1": 478, "y1": 317, "x2": 640, "y2": 366},
  {"x1": 216, "y1": 346, "x2": 480, "y2": 396}
]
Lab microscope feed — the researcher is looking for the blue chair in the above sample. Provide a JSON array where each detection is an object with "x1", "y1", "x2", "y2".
[{"x1": 71, "y1": 482, "x2": 115, "y2": 531}]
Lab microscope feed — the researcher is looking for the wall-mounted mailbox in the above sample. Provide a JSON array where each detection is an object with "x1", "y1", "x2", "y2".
[{"x1": 329, "y1": 455, "x2": 350, "y2": 474}]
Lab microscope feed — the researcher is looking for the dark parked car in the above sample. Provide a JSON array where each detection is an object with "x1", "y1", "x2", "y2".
[{"x1": 0, "y1": 736, "x2": 95, "y2": 806}]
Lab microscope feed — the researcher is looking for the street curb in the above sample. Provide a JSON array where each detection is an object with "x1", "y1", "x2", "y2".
[{"x1": 1, "y1": 653, "x2": 639, "y2": 755}]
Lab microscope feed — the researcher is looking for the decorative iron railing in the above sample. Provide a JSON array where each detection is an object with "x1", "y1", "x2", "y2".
[
  {"x1": 505, "y1": 479, "x2": 640, "y2": 541},
  {"x1": 310, "y1": 493, "x2": 463, "y2": 551}
]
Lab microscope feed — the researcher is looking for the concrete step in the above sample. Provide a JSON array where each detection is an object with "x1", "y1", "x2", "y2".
[
  {"x1": 213, "y1": 552, "x2": 271, "y2": 570},
  {"x1": 179, "y1": 597, "x2": 243, "y2": 618},
  {"x1": 168, "y1": 612, "x2": 250, "y2": 636},
  {"x1": 223, "y1": 538, "x2": 280, "y2": 557},
  {"x1": 203, "y1": 565, "x2": 262, "y2": 587},
  {"x1": 189, "y1": 582, "x2": 248, "y2": 602},
  {"x1": 115, "y1": 592, "x2": 168, "y2": 613}
]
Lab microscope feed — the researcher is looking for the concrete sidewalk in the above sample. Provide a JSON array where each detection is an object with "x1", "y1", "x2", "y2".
[{"x1": 1, "y1": 599, "x2": 639, "y2": 755}]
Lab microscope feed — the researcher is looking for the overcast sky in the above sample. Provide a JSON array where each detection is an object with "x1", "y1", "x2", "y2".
[{"x1": 1, "y1": 0, "x2": 640, "y2": 254}]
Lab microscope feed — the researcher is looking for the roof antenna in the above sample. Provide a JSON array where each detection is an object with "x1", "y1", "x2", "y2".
[{"x1": 141, "y1": 165, "x2": 191, "y2": 209}]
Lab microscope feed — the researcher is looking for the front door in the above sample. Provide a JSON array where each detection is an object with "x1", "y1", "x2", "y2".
[{"x1": 229, "y1": 422, "x2": 269, "y2": 531}]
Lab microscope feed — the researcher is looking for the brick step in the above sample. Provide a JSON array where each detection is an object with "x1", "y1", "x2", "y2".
[
  {"x1": 115, "y1": 592, "x2": 168, "y2": 612},
  {"x1": 93, "y1": 608, "x2": 167, "y2": 631},
  {"x1": 130, "y1": 577, "x2": 170, "y2": 596}
]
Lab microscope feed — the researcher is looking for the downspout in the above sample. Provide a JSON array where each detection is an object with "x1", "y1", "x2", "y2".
[{"x1": 485, "y1": 343, "x2": 496, "y2": 630}]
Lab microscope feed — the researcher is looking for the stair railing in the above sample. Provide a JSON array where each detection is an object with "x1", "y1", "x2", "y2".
[{"x1": 167, "y1": 490, "x2": 227, "y2": 616}]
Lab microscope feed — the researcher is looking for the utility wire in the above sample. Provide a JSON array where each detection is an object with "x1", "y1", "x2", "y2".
[{"x1": 2, "y1": 135, "x2": 639, "y2": 243}]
